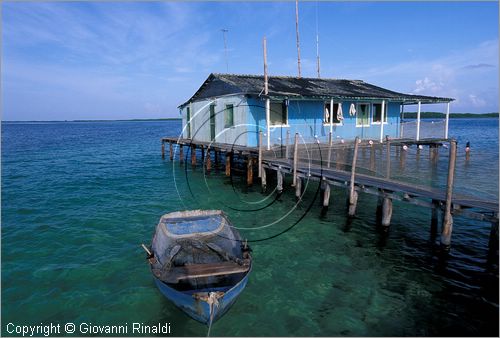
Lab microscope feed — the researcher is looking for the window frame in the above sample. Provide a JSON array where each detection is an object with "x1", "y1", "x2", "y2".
[
  {"x1": 356, "y1": 102, "x2": 371, "y2": 127},
  {"x1": 322, "y1": 101, "x2": 343, "y2": 126},
  {"x1": 224, "y1": 104, "x2": 234, "y2": 128},
  {"x1": 186, "y1": 106, "x2": 191, "y2": 138},
  {"x1": 371, "y1": 102, "x2": 388, "y2": 125},
  {"x1": 269, "y1": 100, "x2": 289, "y2": 127}
]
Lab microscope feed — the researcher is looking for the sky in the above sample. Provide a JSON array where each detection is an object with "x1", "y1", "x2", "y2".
[{"x1": 1, "y1": 1, "x2": 498, "y2": 121}]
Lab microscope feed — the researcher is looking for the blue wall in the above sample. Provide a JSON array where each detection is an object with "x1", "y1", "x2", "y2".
[{"x1": 247, "y1": 98, "x2": 401, "y2": 147}]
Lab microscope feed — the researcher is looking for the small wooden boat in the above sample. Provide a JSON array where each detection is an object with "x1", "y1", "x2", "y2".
[{"x1": 143, "y1": 210, "x2": 252, "y2": 326}]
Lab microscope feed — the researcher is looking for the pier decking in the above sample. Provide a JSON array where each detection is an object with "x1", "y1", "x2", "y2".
[{"x1": 161, "y1": 136, "x2": 499, "y2": 251}]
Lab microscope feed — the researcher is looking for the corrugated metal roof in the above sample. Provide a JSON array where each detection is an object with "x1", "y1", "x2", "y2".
[{"x1": 178, "y1": 73, "x2": 454, "y2": 108}]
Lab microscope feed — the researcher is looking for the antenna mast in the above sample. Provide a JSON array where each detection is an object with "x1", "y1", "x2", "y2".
[
  {"x1": 295, "y1": 0, "x2": 301, "y2": 78},
  {"x1": 316, "y1": 1, "x2": 320, "y2": 78},
  {"x1": 221, "y1": 28, "x2": 229, "y2": 73}
]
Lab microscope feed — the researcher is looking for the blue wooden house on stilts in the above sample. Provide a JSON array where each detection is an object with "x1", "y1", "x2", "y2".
[{"x1": 179, "y1": 73, "x2": 453, "y2": 148}]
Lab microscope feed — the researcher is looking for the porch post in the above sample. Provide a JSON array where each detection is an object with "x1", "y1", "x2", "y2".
[
  {"x1": 416, "y1": 101, "x2": 421, "y2": 141},
  {"x1": 329, "y1": 99, "x2": 333, "y2": 135},
  {"x1": 400, "y1": 104, "x2": 404, "y2": 138},
  {"x1": 266, "y1": 99, "x2": 271, "y2": 150},
  {"x1": 445, "y1": 102, "x2": 450, "y2": 139},
  {"x1": 379, "y1": 100, "x2": 386, "y2": 143}
]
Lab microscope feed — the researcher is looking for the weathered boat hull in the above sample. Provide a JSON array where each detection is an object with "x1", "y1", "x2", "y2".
[
  {"x1": 153, "y1": 268, "x2": 250, "y2": 325},
  {"x1": 147, "y1": 210, "x2": 252, "y2": 325}
]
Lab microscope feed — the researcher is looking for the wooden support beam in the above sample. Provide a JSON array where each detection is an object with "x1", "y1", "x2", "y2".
[
  {"x1": 381, "y1": 196, "x2": 393, "y2": 228},
  {"x1": 247, "y1": 157, "x2": 253, "y2": 186},
  {"x1": 258, "y1": 131, "x2": 263, "y2": 178},
  {"x1": 323, "y1": 180, "x2": 331, "y2": 207},
  {"x1": 214, "y1": 150, "x2": 219, "y2": 169},
  {"x1": 295, "y1": 176, "x2": 302, "y2": 200},
  {"x1": 206, "y1": 148, "x2": 212, "y2": 172},
  {"x1": 292, "y1": 133, "x2": 299, "y2": 186},
  {"x1": 225, "y1": 152, "x2": 231, "y2": 176},
  {"x1": 191, "y1": 144, "x2": 196, "y2": 167},
  {"x1": 169, "y1": 142, "x2": 173, "y2": 161},
  {"x1": 261, "y1": 166, "x2": 267, "y2": 193},
  {"x1": 327, "y1": 141, "x2": 333, "y2": 168},
  {"x1": 277, "y1": 168, "x2": 283, "y2": 194},
  {"x1": 179, "y1": 144, "x2": 184, "y2": 165},
  {"x1": 370, "y1": 142, "x2": 375, "y2": 172},
  {"x1": 385, "y1": 135, "x2": 391, "y2": 179},
  {"x1": 400, "y1": 145, "x2": 407, "y2": 169},
  {"x1": 441, "y1": 139, "x2": 457, "y2": 249},
  {"x1": 348, "y1": 137, "x2": 360, "y2": 216},
  {"x1": 161, "y1": 141, "x2": 165, "y2": 159}
]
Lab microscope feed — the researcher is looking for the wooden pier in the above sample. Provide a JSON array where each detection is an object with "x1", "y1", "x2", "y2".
[{"x1": 161, "y1": 136, "x2": 499, "y2": 251}]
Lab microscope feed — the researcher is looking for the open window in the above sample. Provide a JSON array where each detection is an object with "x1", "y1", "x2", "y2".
[
  {"x1": 356, "y1": 103, "x2": 370, "y2": 127},
  {"x1": 372, "y1": 102, "x2": 388, "y2": 124},
  {"x1": 270, "y1": 100, "x2": 288, "y2": 126},
  {"x1": 324, "y1": 102, "x2": 342, "y2": 124}
]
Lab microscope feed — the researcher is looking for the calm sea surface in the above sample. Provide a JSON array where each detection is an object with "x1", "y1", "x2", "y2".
[{"x1": 2, "y1": 118, "x2": 498, "y2": 336}]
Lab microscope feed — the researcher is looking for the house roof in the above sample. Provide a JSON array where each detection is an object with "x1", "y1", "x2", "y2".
[{"x1": 178, "y1": 73, "x2": 454, "y2": 108}]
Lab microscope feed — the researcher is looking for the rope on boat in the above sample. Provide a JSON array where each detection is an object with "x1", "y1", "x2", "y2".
[{"x1": 206, "y1": 291, "x2": 223, "y2": 337}]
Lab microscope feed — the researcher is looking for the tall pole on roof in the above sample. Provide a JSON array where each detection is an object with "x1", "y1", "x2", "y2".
[
  {"x1": 295, "y1": 0, "x2": 302, "y2": 78},
  {"x1": 221, "y1": 29, "x2": 229, "y2": 73},
  {"x1": 316, "y1": 1, "x2": 320, "y2": 78},
  {"x1": 263, "y1": 37, "x2": 268, "y2": 95},
  {"x1": 263, "y1": 37, "x2": 270, "y2": 150}
]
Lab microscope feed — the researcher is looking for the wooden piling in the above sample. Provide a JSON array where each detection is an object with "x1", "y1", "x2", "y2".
[
  {"x1": 441, "y1": 139, "x2": 457, "y2": 249},
  {"x1": 247, "y1": 157, "x2": 253, "y2": 186},
  {"x1": 381, "y1": 196, "x2": 393, "y2": 227},
  {"x1": 323, "y1": 180, "x2": 331, "y2": 207},
  {"x1": 295, "y1": 176, "x2": 302, "y2": 200},
  {"x1": 400, "y1": 145, "x2": 407, "y2": 169},
  {"x1": 261, "y1": 166, "x2": 267, "y2": 192},
  {"x1": 161, "y1": 141, "x2": 165, "y2": 159},
  {"x1": 201, "y1": 146, "x2": 205, "y2": 163},
  {"x1": 191, "y1": 144, "x2": 196, "y2": 167},
  {"x1": 179, "y1": 144, "x2": 184, "y2": 165},
  {"x1": 292, "y1": 133, "x2": 299, "y2": 186},
  {"x1": 465, "y1": 141, "x2": 471, "y2": 161},
  {"x1": 225, "y1": 152, "x2": 231, "y2": 176},
  {"x1": 277, "y1": 168, "x2": 284, "y2": 193},
  {"x1": 430, "y1": 144, "x2": 439, "y2": 163},
  {"x1": 385, "y1": 136, "x2": 391, "y2": 179},
  {"x1": 348, "y1": 137, "x2": 360, "y2": 216},
  {"x1": 214, "y1": 150, "x2": 219, "y2": 169},
  {"x1": 258, "y1": 131, "x2": 263, "y2": 178},
  {"x1": 370, "y1": 142, "x2": 375, "y2": 172},
  {"x1": 169, "y1": 142, "x2": 173, "y2": 161},
  {"x1": 206, "y1": 148, "x2": 212, "y2": 172}
]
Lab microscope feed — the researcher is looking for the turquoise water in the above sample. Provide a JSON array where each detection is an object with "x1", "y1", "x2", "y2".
[{"x1": 2, "y1": 119, "x2": 498, "y2": 336}]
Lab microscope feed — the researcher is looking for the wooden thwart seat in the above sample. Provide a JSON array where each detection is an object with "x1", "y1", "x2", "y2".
[{"x1": 164, "y1": 260, "x2": 251, "y2": 284}]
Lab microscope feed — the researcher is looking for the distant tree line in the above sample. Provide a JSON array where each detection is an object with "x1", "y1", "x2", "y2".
[{"x1": 402, "y1": 112, "x2": 499, "y2": 119}]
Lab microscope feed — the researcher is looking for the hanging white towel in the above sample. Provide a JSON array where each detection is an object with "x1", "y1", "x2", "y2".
[
  {"x1": 337, "y1": 103, "x2": 344, "y2": 121},
  {"x1": 349, "y1": 103, "x2": 356, "y2": 116}
]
